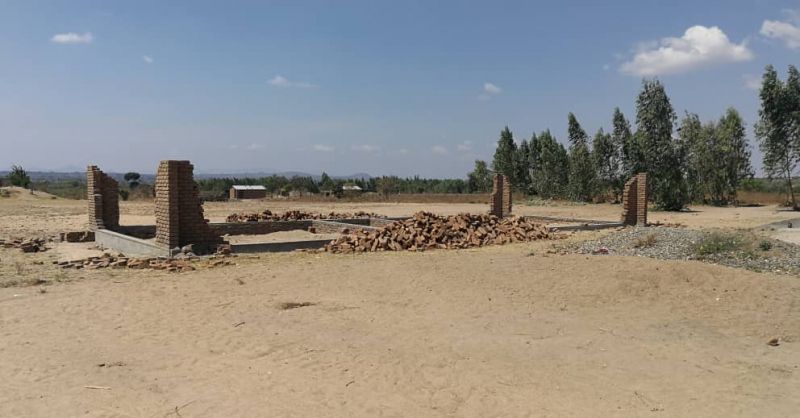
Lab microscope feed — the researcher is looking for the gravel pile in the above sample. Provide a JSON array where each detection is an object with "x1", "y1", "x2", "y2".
[{"x1": 570, "y1": 226, "x2": 800, "y2": 275}]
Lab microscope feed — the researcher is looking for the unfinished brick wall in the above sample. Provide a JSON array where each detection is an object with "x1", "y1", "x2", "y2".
[
  {"x1": 621, "y1": 172, "x2": 648, "y2": 226},
  {"x1": 154, "y1": 160, "x2": 222, "y2": 252},
  {"x1": 490, "y1": 174, "x2": 512, "y2": 217},
  {"x1": 86, "y1": 165, "x2": 119, "y2": 230}
]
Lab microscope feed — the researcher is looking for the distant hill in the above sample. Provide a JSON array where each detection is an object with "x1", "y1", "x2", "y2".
[{"x1": 0, "y1": 170, "x2": 373, "y2": 183}]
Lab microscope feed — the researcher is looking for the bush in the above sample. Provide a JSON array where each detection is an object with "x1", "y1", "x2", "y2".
[
  {"x1": 8, "y1": 165, "x2": 31, "y2": 188},
  {"x1": 758, "y1": 240, "x2": 773, "y2": 251},
  {"x1": 692, "y1": 232, "x2": 746, "y2": 256}
]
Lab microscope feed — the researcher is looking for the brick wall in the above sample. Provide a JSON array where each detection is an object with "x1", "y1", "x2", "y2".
[
  {"x1": 154, "y1": 160, "x2": 223, "y2": 252},
  {"x1": 489, "y1": 174, "x2": 512, "y2": 217},
  {"x1": 621, "y1": 172, "x2": 648, "y2": 226},
  {"x1": 86, "y1": 165, "x2": 119, "y2": 230}
]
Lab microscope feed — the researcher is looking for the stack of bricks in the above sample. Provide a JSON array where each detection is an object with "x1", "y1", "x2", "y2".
[
  {"x1": 154, "y1": 160, "x2": 222, "y2": 253},
  {"x1": 86, "y1": 165, "x2": 119, "y2": 230},
  {"x1": 490, "y1": 174, "x2": 512, "y2": 218},
  {"x1": 621, "y1": 172, "x2": 648, "y2": 226}
]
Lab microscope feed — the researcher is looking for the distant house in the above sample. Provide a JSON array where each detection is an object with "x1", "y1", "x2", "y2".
[
  {"x1": 229, "y1": 185, "x2": 267, "y2": 200},
  {"x1": 342, "y1": 184, "x2": 362, "y2": 192},
  {"x1": 341, "y1": 184, "x2": 363, "y2": 197}
]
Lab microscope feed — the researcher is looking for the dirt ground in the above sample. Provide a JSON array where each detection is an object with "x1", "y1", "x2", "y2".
[
  {"x1": 3, "y1": 190, "x2": 800, "y2": 237},
  {"x1": 1, "y1": 193, "x2": 799, "y2": 417}
]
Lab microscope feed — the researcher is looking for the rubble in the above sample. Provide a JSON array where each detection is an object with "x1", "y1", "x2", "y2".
[
  {"x1": 60, "y1": 231, "x2": 95, "y2": 243},
  {"x1": 226, "y1": 209, "x2": 386, "y2": 223},
  {"x1": 324, "y1": 212, "x2": 554, "y2": 253},
  {"x1": 54, "y1": 251, "x2": 235, "y2": 273},
  {"x1": 0, "y1": 237, "x2": 48, "y2": 253}
]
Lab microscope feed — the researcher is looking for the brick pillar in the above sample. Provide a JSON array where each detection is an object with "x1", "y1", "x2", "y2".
[
  {"x1": 155, "y1": 160, "x2": 222, "y2": 252},
  {"x1": 490, "y1": 174, "x2": 512, "y2": 217},
  {"x1": 636, "y1": 172, "x2": 647, "y2": 226},
  {"x1": 155, "y1": 161, "x2": 180, "y2": 248},
  {"x1": 86, "y1": 165, "x2": 119, "y2": 230},
  {"x1": 502, "y1": 175, "x2": 512, "y2": 217},
  {"x1": 621, "y1": 172, "x2": 648, "y2": 226}
]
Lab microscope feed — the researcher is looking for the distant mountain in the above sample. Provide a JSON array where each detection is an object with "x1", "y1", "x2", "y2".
[{"x1": 1, "y1": 170, "x2": 373, "y2": 183}]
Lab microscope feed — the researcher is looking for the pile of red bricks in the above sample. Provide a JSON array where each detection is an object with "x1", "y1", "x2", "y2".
[
  {"x1": 225, "y1": 210, "x2": 386, "y2": 223},
  {"x1": 621, "y1": 173, "x2": 648, "y2": 226},
  {"x1": 324, "y1": 212, "x2": 552, "y2": 253},
  {"x1": 87, "y1": 165, "x2": 119, "y2": 230},
  {"x1": 490, "y1": 174, "x2": 512, "y2": 218},
  {"x1": 154, "y1": 160, "x2": 223, "y2": 253},
  {"x1": 55, "y1": 253, "x2": 234, "y2": 272},
  {"x1": 0, "y1": 237, "x2": 48, "y2": 253}
]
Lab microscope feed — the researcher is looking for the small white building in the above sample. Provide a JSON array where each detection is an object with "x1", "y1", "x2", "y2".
[{"x1": 229, "y1": 185, "x2": 267, "y2": 199}]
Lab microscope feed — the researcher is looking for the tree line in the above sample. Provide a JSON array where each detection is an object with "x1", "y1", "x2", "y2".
[
  {"x1": 470, "y1": 77, "x2": 761, "y2": 209},
  {"x1": 196, "y1": 173, "x2": 470, "y2": 199}
]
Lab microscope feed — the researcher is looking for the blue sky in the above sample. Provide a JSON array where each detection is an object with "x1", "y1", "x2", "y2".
[{"x1": 1, "y1": 0, "x2": 799, "y2": 177}]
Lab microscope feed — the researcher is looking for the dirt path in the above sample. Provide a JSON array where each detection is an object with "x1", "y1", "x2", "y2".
[{"x1": 1, "y1": 242, "x2": 798, "y2": 417}]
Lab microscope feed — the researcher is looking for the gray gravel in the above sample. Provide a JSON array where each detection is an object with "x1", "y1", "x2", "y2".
[{"x1": 568, "y1": 226, "x2": 800, "y2": 275}]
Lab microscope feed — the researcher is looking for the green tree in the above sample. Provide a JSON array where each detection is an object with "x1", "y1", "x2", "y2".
[
  {"x1": 531, "y1": 130, "x2": 569, "y2": 199},
  {"x1": 680, "y1": 108, "x2": 753, "y2": 206},
  {"x1": 319, "y1": 172, "x2": 335, "y2": 191},
  {"x1": 8, "y1": 165, "x2": 31, "y2": 188},
  {"x1": 613, "y1": 108, "x2": 640, "y2": 178},
  {"x1": 566, "y1": 113, "x2": 596, "y2": 201},
  {"x1": 123, "y1": 172, "x2": 141, "y2": 189},
  {"x1": 467, "y1": 160, "x2": 492, "y2": 193},
  {"x1": 492, "y1": 126, "x2": 517, "y2": 184},
  {"x1": 635, "y1": 79, "x2": 687, "y2": 210},
  {"x1": 756, "y1": 65, "x2": 800, "y2": 209},
  {"x1": 515, "y1": 139, "x2": 531, "y2": 191},
  {"x1": 376, "y1": 176, "x2": 400, "y2": 196},
  {"x1": 718, "y1": 108, "x2": 753, "y2": 203},
  {"x1": 678, "y1": 112, "x2": 706, "y2": 202},
  {"x1": 592, "y1": 127, "x2": 623, "y2": 200}
]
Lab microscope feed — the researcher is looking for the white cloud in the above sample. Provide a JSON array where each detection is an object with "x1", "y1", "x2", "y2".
[
  {"x1": 456, "y1": 140, "x2": 472, "y2": 152},
  {"x1": 761, "y1": 19, "x2": 800, "y2": 49},
  {"x1": 268, "y1": 75, "x2": 317, "y2": 88},
  {"x1": 398, "y1": 148, "x2": 409, "y2": 155},
  {"x1": 620, "y1": 25, "x2": 753, "y2": 76},
  {"x1": 351, "y1": 144, "x2": 380, "y2": 153},
  {"x1": 51, "y1": 32, "x2": 93, "y2": 44},
  {"x1": 431, "y1": 145, "x2": 448, "y2": 155},
  {"x1": 743, "y1": 74, "x2": 762, "y2": 91},
  {"x1": 483, "y1": 82, "x2": 502, "y2": 94},
  {"x1": 312, "y1": 144, "x2": 334, "y2": 152},
  {"x1": 246, "y1": 143, "x2": 264, "y2": 150},
  {"x1": 143, "y1": 55, "x2": 154, "y2": 64}
]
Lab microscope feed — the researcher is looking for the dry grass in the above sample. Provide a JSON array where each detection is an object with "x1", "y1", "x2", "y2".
[{"x1": 633, "y1": 233, "x2": 658, "y2": 248}]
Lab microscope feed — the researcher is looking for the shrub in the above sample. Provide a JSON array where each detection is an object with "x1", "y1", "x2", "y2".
[
  {"x1": 692, "y1": 232, "x2": 745, "y2": 256},
  {"x1": 633, "y1": 233, "x2": 658, "y2": 248}
]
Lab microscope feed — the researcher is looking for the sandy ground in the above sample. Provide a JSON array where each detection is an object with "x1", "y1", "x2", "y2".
[
  {"x1": 225, "y1": 230, "x2": 341, "y2": 244},
  {"x1": 3, "y1": 194, "x2": 800, "y2": 237},
  {"x1": 1, "y1": 194, "x2": 799, "y2": 417}
]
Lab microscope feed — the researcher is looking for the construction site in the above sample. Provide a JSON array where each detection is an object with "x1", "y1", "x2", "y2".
[{"x1": 1, "y1": 161, "x2": 799, "y2": 417}]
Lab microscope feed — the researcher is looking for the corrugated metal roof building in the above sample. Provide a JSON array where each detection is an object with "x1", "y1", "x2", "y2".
[{"x1": 229, "y1": 185, "x2": 267, "y2": 200}]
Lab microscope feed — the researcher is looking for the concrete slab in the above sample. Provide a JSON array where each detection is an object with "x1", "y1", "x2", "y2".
[{"x1": 95, "y1": 229, "x2": 169, "y2": 258}]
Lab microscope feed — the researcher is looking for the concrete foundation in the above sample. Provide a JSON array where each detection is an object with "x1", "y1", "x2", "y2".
[{"x1": 95, "y1": 229, "x2": 169, "y2": 258}]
